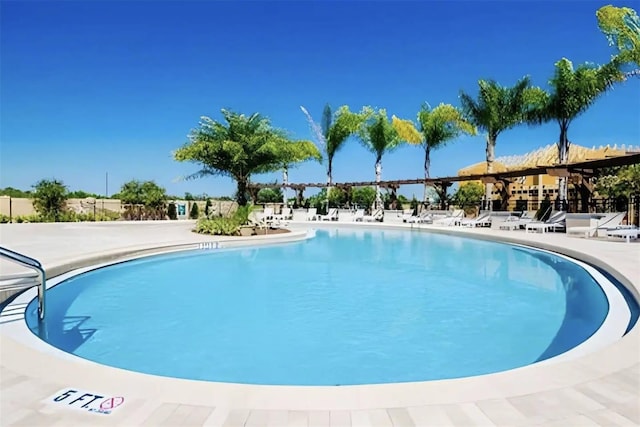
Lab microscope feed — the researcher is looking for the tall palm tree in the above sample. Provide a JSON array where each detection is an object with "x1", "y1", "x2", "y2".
[
  {"x1": 270, "y1": 132, "x2": 322, "y2": 205},
  {"x1": 597, "y1": 5, "x2": 640, "y2": 71},
  {"x1": 301, "y1": 104, "x2": 367, "y2": 207},
  {"x1": 531, "y1": 58, "x2": 624, "y2": 207},
  {"x1": 393, "y1": 103, "x2": 476, "y2": 202},
  {"x1": 174, "y1": 109, "x2": 318, "y2": 206},
  {"x1": 357, "y1": 108, "x2": 401, "y2": 210},
  {"x1": 459, "y1": 77, "x2": 540, "y2": 210}
]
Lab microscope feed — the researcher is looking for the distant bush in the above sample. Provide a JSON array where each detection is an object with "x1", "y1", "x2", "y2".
[
  {"x1": 167, "y1": 203, "x2": 177, "y2": 220},
  {"x1": 189, "y1": 202, "x2": 199, "y2": 219},
  {"x1": 32, "y1": 179, "x2": 69, "y2": 222},
  {"x1": 194, "y1": 204, "x2": 255, "y2": 236},
  {"x1": 8, "y1": 210, "x2": 120, "y2": 223},
  {"x1": 0, "y1": 214, "x2": 10, "y2": 223},
  {"x1": 257, "y1": 188, "x2": 283, "y2": 204},
  {"x1": 195, "y1": 217, "x2": 240, "y2": 236}
]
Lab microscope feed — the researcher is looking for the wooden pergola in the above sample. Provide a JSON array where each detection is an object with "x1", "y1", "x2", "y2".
[{"x1": 248, "y1": 153, "x2": 640, "y2": 211}]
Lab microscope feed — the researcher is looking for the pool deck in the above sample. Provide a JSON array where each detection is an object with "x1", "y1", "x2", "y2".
[{"x1": 0, "y1": 220, "x2": 638, "y2": 427}]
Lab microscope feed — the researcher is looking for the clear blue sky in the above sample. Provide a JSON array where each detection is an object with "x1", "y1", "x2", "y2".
[{"x1": 1, "y1": 0, "x2": 638, "y2": 199}]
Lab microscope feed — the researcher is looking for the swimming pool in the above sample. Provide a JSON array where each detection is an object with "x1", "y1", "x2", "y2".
[{"x1": 25, "y1": 228, "x2": 622, "y2": 385}]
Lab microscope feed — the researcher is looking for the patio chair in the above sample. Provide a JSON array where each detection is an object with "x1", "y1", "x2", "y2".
[
  {"x1": 262, "y1": 207, "x2": 275, "y2": 221},
  {"x1": 400, "y1": 209, "x2": 414, "y2": 222},
  {"x1": 606, "y1": 226, "x2": 639, "y2": 243},
  {"x1": 405, "y1": 211, "x2": 432, "y2": 224},
  {"x1": 525, "y1": 211, "x2": 566, "y2": 233},
  {"x1": 306, "y1": 208, "x2": 318, "y2": 221},
  {"x1": 494, "y1": 214, "x2": 522, "y2": 231},
  {"x1": 513, "y1": 210, "x2": 537, "y2": 229},
  {"x1": 566, "y1": 212, "x2": 626, "y2": 238},
  {"x1": 363, "y1": 209, "x2": 383, "y2": 222},
  {"x1": 352, "y1": 209, "x2": 365, "y2": 222},
  {"x1": 433, "y1": 209, "x2": 464, "y2": 226},
  {"x1": 459, "y1": 212, "x2": 492, "y2": 227},
  {"x1": 319, "y1": 208, "x2": 339, "y2": 221},
  {"x1": 272, "y1": 207, "x2": 292, "y2": 222}
]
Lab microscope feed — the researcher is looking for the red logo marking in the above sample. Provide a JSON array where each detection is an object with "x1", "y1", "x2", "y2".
[{"x1": 100, "y1": 397, "x2": 124, "y2": 410}]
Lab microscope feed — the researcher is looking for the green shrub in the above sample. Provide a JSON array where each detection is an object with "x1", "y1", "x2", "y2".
[
  {"x1": 189, "y1": 202, "x2": 199, "y2": 219},
  {"x1": 95, "y1": 211, "x2": 121, "y2": 221},
  {"x1": 0, "y1": 214, "x2": 10, "y2": 223},
  {"x1": 14, "y1": 214, "x2": 41, "y2": 223},
  {"x1": 204, "y1": 199, "x2": 212, "y2": 216},
  {"x1": 257, "y1": 188, "x2": 283, "y2": 203},
  {"x1": 167, "y1": 203, "x2": 177, "y2": 220},
  {"x1": 195, "y1": 217, "x2": 240, "y2": 236},
  {"x1": 232, "y1": 205, "x2": 253, "y2": 226}
]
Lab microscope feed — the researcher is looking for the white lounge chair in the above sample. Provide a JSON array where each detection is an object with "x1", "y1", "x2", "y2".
[
  {"x1": 512, "y1": 210, "x2": 537, "y2": 229},
  {"x1": 400, "y1": 209, "x2": 415, "y2": 222},
  {"x1": 272, "y1": 207, "x2": 292, "y2": 222},
  {"x1": 352, "y1": 209, "x2": 365, "y2": 222},
  {"x1": 363, "y1": 209, "x2": 383, "y2": 222},
  {"x1": 306, "y1": 208, "x2": 318, "y2": 221},
  {"x1": 405, "y1": 211, "x2": 432, "y2": 224},
  {"x1": 495, "y1": 214, "x2": 522, "y2": 230},
  {"x1": 566, "y1": 212, "x2": 626, "y2": 238},
  {"x1": 606, "y1": 226, "x2": 639, "y2": 243},
  {"x1": 459, "y1": 212, "x2": 492, "y2": 227},
  {"x1": 433, "y1": 209, "x2": 464, "y2": 226},
  {"x1": 319, "y1": 208, "x2": 339, "y2": 221},
  {"x1": 525, "y1": 211, "x2": 566, "y2": 233},
  {"x1": 262, "y1": 207, "x2": 274, "y2": 221}
]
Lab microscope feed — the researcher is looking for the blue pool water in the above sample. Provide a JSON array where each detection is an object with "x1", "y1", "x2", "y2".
[{"x1": 26, "y1": 229, "x2": 609, "y2": 385}]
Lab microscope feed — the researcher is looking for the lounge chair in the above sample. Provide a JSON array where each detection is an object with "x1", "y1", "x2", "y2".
[
  {"x1": 352, "y1": 209, "x2": 365, "y2": 222},
  {"x1": 606, "y1": 226, "x2": 639, "y2": 243},
  {"x1": 433, "y1": 209, "x2": 464, "y2": 226},
  {"x1": 306, "y1": 208, "x2": 318, "y2": 221},
  {"x1": 405, "y1": 211, "x2": 432, "y2": 224},
  {"x1": 319, "y1": 208, "x2": 339, "y2": 221},
  {"x1": 525, "y1": 211, "x2": 566, "y2": 233},
  {"x1": 262, "y1": 207, "x2": 274, "y2": 221},
  {"x1": 400, "y1": 209, "x2": 415, "y2": 222},
  {"x1": 494, "y1": 214, "x2": 522, "y2": 230},
  {"x1": 273, "y1": 207, "x2": 292, "y2": 222},
  {"x1": 363, "y1": 209, "x2": 383, "y2": 222},
  {"x1": 459, "y1": 212, "x2": 492, "y2": 227},
  {"x1": 513, "y1": 210, "x2": 537, "y2": 229},
  {"x1": 566, "y1": 212, "x2": 626, "y2": 238}
]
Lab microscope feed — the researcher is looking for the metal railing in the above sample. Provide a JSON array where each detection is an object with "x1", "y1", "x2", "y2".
[{"x1": 0, "y1": 246, "x2": 46, "y2": 320}]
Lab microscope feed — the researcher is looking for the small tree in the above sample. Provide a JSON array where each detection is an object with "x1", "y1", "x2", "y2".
[
  {"x1": 32, "y1": 179, "x2": 68, "y2": 222},
  {"x1": 175, "y1": 109, "x2": 319, "y2": 206},
  {"x1": 452, "y1": 182, "x2": 485, "y2": 215},
  {"x1": 119, "y1": 180, "x2": 167, "y2": 219},
  {"x1": 204, "y1": 198, "x2": 212, "y2": 216},
  {"x1": 167, "y1": 203, "x2": 177, "y2": 220},
  {"x1": 257, "y1": 187, "x2": 284, "y2": 204},
  {"x1": 352, "y1": 186, "x2": 377, "y2": 210},
  {"x1": 189, "y1": 202, "x2": 199, "y2": 219}
]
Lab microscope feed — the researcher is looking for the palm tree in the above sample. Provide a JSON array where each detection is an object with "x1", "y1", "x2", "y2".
[
  {"x1": 271, "y1": 133, "x2": 322, "y2": 205},
  {"x1": 597, "y1": 5, "x2": 640, "y2": 72},
  {"x1": 301, "y1": 104, "x2": 368, "y2": 207},
  {"x1": 531, "y1": 58, "x2": 624, "y2": 207},
  {"x1": 357, "y1": 108, "x2": 401, "y2": 210},
  {"x1": 459, "y1": 77, "x2": 540, "y2": 210},
  {"x1": 393, "y1": 103, "x2": 476, "y2": 202},
  {"x1": 174, "y1": 109, "x2": 318, "y2": 206}
]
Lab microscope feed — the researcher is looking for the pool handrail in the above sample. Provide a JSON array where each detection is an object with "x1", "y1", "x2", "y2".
[{"x1": 0, "y1": 246, "x2": 46, "y2": 320}]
